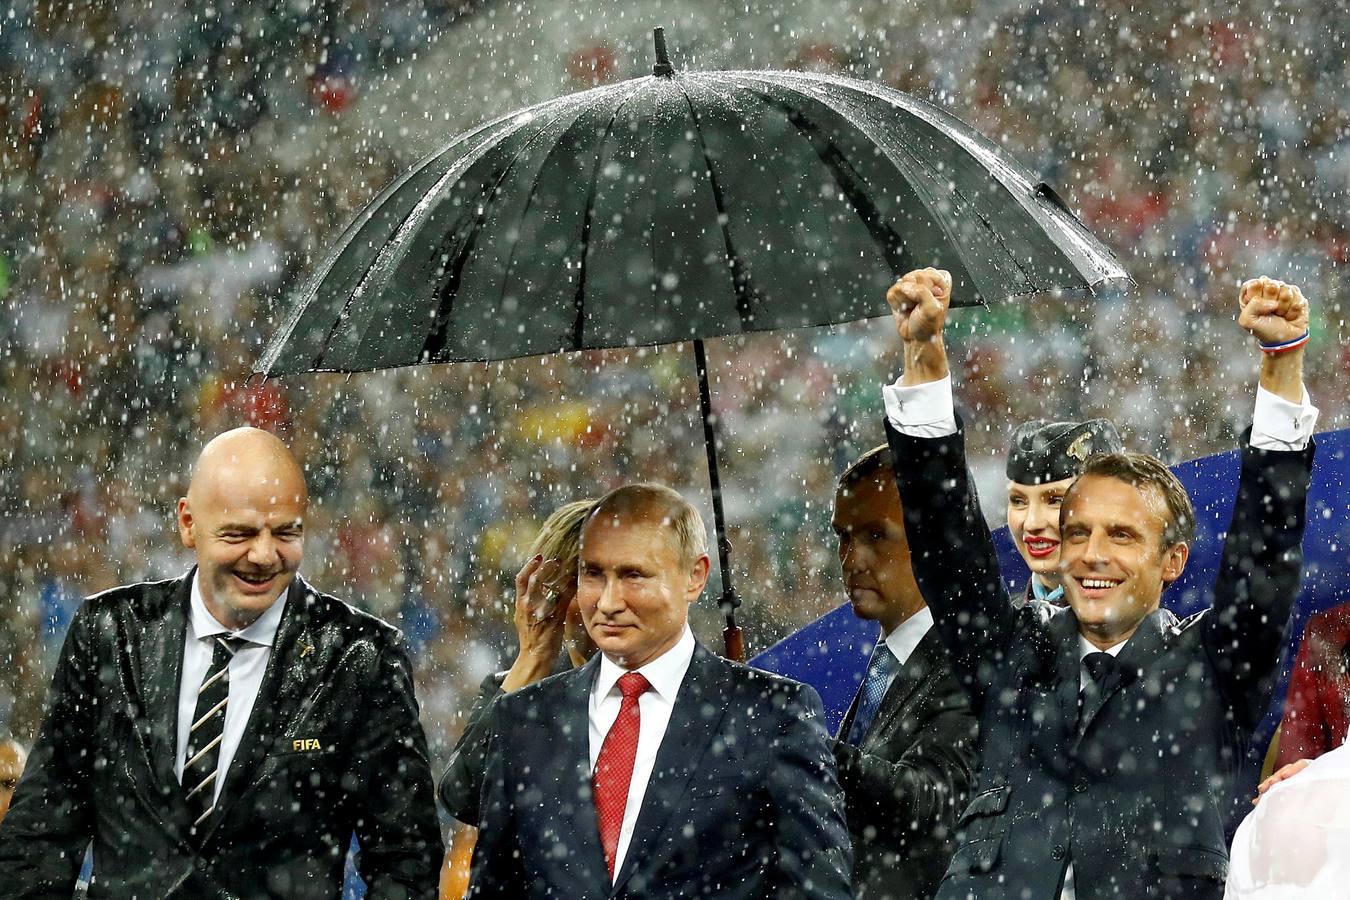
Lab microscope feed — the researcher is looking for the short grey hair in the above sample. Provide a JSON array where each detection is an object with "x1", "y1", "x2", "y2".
[{"x1": 588, "y1": 483, "x2": 708, "y2": 565}]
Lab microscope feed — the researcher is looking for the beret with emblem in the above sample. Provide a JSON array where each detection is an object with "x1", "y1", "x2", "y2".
[{"x1": 1005, "y1": 419, "x2": 1123, "y2": 485}]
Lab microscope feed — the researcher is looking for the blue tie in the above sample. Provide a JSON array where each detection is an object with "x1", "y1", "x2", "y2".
[{"x1": 847, "y1": 641, "x2": 900, "y2": 744}]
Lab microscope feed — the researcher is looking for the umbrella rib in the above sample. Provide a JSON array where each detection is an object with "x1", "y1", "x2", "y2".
[
  {"x1": 730, "y1": 84, "x2": 918, "y2": 278},
  {"x1": 498, "y1": 80, "x2": 649, "y2": 347},
  {"x1": 674, "y1": 81, "x2": 759, "y2": 330},
  {"x1": 418, "y1": 94, "x2": 612, "y2": 363},
  {"x1": 733, "y1": 71, "x2": 1100, "y2": 294},
  {"x1": 569, "y1": 88, "x2": 644, "y2": 349}
]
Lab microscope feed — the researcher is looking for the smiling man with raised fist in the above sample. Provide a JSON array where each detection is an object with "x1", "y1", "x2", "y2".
[{"x1": 877, "y1": 270, "x2": 1317, "y2": 900}]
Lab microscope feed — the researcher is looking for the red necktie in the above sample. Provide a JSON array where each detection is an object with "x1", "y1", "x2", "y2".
[{"x1": 593, "y1": 671, "x2": 651, "y2": 878}]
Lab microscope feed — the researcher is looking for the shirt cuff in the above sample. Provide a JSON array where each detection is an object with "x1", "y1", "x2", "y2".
[
  {"x1": 882, "y1": 374, "x2": 958, "y2": 438},
  {"x1": 1249, "y1": 384, "x2": 1318, "y2": 451}
]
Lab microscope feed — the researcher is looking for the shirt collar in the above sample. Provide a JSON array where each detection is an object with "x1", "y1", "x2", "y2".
[
  {"x1": 1030, "y1": 578, "x2": 1065, "y2": 605},
  {"x1": 1077, "y1": 633, "x2": 1127, "y2": 661},
  {"x1": 881, "y1": 605, "x2": 934, "y2": 667},
  {"x1": 594, "y1": 624, "x2": 696, "y2": 704},
  {"x1": 188, "y1": 571, "x2": 289, "y2": 647}
]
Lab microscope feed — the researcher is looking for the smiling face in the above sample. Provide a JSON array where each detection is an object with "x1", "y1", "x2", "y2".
[
  {"x1": 578, "y1": 505, "x2": 709, "y2": 670},
  {"x1": 1006, "y1": 477, "x2": 1075, "y2": 580},
  {"x1": 833, "y1": 472, "x2": 926, "y2": 634},
  {"x1": 1059, "y1": 474, "x2": 1189, "y2": 648},
  {"x1": 178, "y1": 429, "x2": 308, "y2": 631}
]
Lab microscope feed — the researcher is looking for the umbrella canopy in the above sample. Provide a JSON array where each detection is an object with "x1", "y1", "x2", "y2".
[
  {"x1": 256, "y1": 30, "x2": 1128, "y2": 660},
  {"x1": 258, "y1": 34, "x2": 1125, "y2": 377}
]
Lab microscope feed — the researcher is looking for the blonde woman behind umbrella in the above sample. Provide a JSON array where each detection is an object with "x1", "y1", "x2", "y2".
[{"x1": 438, "y1": 500, "x2": 596, "y2": 898}]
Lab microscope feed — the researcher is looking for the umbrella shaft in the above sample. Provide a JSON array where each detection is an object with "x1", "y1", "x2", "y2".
[{"x1": 693, "y1": 339, "x2": 741, "y2": 621}]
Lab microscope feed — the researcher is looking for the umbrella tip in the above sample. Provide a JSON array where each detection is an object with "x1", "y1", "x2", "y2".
[{"x1": 652, "y1": 27, "x2": 674, "y2": 77}]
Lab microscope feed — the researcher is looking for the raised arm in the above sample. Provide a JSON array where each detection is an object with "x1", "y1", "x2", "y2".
[
  {"x1": 882, "y1": 269, "x2": 1019, "y2": 708},
  {"x1": 1204, "y1": 276, "x2": 1317, "y2": 731}
]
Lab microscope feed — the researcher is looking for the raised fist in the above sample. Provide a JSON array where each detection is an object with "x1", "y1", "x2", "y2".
[
  {"x1": 1238, "y1": 276, "x2": 1310, "y2": 347},
  {"x1": 886, "y1": 268, "x2": 952, "y2": 344}
]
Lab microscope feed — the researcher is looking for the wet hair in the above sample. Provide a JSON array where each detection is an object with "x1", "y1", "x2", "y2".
[
  {"x1": 588, "y1": 483, "x2": 708, "y2": 565},
  {"x1": 837, "y1": 444, "x2": 893, "y2": 492},
  {"x1": 1076, "y1": 452, "x2": 1196, "y2": 547},
  {"x1": 526, "y1": 499, "x2": 596, "y2": 569}
]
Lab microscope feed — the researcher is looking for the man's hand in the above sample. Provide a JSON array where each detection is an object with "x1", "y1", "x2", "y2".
[
  {"x1": 886, "y1": 268, "x2": 952, "y2": 386},
  {"x1": 1238, "y1": 276, "x2": 1309, "y2": 346},
  {"x1": 501, "y1": 555, "x2": 569, "y2": 692},
  {"x1": 1253, "y1": 758, "x2": 1312, "y2": 805},
  {"x1": 1238, "y1": 276, "x2": 1309, "y2": 404},
  {"x1": 887, "y1": 268, "x2": 952, "y2": 343}
]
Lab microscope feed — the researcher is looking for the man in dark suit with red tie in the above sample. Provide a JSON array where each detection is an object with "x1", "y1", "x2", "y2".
[
  {"x1": 0, "y1": 427, "x2": 442, "y2": 898},
  {"x1": 467, "y1": 483, "x2": 853, "y2": 900}
]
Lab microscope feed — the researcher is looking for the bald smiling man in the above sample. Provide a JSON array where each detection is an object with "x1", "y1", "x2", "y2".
[{"x1": 0, "y1": 428, "x2": 442, "y2": 899}]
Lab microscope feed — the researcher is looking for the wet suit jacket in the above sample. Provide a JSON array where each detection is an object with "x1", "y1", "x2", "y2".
[
  {"x1": 833, "y1": 628, "x2": 978, "y2": 900},
  {"x1": 887, "y1": 421, "x2": 1314, "y2": 900},
  {"x1": 0, "y1": 572, "x2": 442, "y2": 899}
]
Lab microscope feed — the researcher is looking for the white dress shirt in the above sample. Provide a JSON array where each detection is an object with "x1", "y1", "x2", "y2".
[
  {"x1": 174, "y1": 574, "x2": 288, "y2": 804},
  {"x1": 879, "y1": 605, "x2": 935, "y2": 671},
  {"x1": 588, "y1": 625, "x2": 696, "y2": 881}
]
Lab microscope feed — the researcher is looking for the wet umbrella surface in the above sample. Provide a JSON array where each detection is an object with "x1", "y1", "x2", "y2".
[
  {"x1": 260, "y1": 31, "x2": 1124, "y2": 376},
  {"x1": 257, "y1": 29, "x2": 1126, "y2": 656}
]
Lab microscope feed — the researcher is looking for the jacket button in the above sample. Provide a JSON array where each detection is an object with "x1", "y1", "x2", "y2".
[
  {"x1": 1052, "y1": 844, "x2": 1066, "y2": 861},
  {"x1": 1074, "y1": 781, "x2": 1088, "y2": 793}
]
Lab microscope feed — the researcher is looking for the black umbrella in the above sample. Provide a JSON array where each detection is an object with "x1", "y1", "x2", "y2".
[{"x1": 258, "y1": 28, "x2": 1126, "y2": 659}]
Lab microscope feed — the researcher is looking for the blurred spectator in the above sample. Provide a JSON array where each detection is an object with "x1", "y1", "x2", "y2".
[
  {"x1": 0, "y1": 737, "x2": 25, "y2": 827},
  {"x1": 1276, "y1": 603, "x2": 1350, "y2": 768}
]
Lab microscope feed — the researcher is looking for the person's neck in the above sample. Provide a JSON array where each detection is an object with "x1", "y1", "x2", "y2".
[
  {"x1": 878, "y1": 602, "x2": 926, "y2": 637},
  {"x1": 1032, "y1": 572, "x2": 1060, "y2": 590},
  {"x1": 202, "y1": 596, "x2": 264, "y2": 633}
]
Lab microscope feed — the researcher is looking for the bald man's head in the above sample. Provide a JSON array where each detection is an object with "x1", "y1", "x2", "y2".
[{"x1": 178, "y1": 428, "x2": 307, "y2": 630}]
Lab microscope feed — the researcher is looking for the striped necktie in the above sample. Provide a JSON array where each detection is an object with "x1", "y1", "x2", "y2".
[{"x1": 184, "y1": 635, "x2": 245, "y2": 835}]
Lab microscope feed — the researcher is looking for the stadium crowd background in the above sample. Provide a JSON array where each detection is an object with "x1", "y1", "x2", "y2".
[{"x1": 2, "y1": 0, "x2": 1346, "y2": 784}]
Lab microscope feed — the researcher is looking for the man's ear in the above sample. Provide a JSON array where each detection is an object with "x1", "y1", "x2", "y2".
[
  {"x1": 1160, "y1": 542, "x2": 1189, "y2": 585},
  {"x1": 686, "y1": 554, "x2": 711, "y2": 601},
  {"x1": 177, "y1": 498, "x2": 196, "y2": 549}
]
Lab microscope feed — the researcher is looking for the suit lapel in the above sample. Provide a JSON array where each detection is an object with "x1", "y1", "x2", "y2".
[
  {"x1": 1048, "y1": 610, "x2": 1083, "y2": 740},
  {"x1": 1074, "y1": 610, "x2": 1170, "y2": 746},
  {"x1": 130, "y1": 573, "x2": 193, "y2": 835},
  {"x1": 558, "y1": 655, "x2": 612, "y2": 887},
  {"x1": 610, "y1": 644, "x2": 729, "y2": 896},
  {"x1": 201, "y1": 578, "x2": 320, "y2": 842}
]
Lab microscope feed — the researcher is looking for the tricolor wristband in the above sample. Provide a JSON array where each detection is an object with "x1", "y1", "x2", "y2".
[{"x1": 1259, "y1": 332, "x2": 1309, "y2": 354}]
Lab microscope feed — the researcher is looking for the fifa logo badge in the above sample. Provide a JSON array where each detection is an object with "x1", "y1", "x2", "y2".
[{"x1": 292, "y1": 738, "x2": 321, "y2": 752}]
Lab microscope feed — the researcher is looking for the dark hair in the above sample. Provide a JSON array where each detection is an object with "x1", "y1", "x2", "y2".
[
  {"x1": 1076, "y1": 452, "x2": 1196, "y2": 546},
  {"x1": 837, "y1": 444, "x2": 892, "y2": 491}
]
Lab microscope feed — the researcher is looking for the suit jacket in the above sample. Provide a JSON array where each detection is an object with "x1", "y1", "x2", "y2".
[
  {"x1": 886, "y1": 421, "x2": 1314, "y2": 900},
  {"x1": 0, "y1": 571, "x2": 443, "y2": 899},
  {"x1": 439, "y1": 671, "x2": 507, "y2": 826},
  {"x1": 439, "y1": 652, "x2": 575, "y2": 826},
  {"x1": 833, "y1": 628, "x2": 978, "y2": 900},
  {"x1": 466, "y1": 642, "x2": 855, "y2": 900}
]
